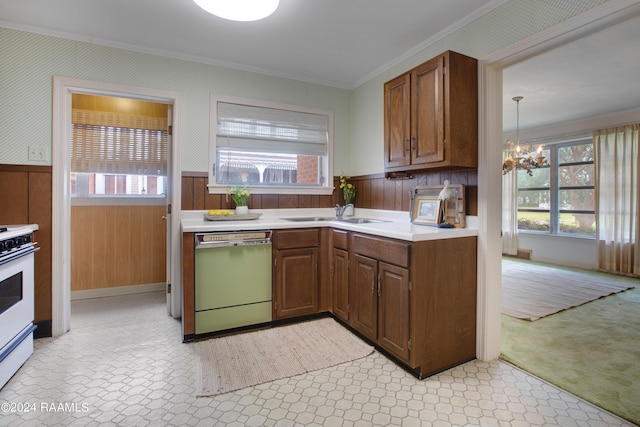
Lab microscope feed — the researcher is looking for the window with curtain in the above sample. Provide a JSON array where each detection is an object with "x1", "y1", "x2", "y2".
[
  {"x1": 208, "y1": 95, "x2": 333, "y2": 193},
  {"x1": 595, "y1": 124, "x2": 640, "y2": 276},
  {"x1": 70, "y1": 108, "x2": 168, "y2": 197},
  {"x1": 517, "y1": 139, "x2": 595, "y2": 237}
]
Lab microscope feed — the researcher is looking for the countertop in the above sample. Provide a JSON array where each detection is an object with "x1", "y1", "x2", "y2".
[
  {"x1": 181, "y1": 208, "x2": 477, "y2": 242},
  {"x1": 0, "y1": 224, "x2": 39, "y2": 240}
]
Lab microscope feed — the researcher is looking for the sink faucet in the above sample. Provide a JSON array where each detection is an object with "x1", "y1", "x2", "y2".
[{"x1": 335, "y1": 203, "x2": 354, "y2": 219}]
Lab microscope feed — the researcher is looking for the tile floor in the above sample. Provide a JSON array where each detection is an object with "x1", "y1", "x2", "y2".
[{"x1": 0, "y1": 291, "x2": 635, "y2": 426}]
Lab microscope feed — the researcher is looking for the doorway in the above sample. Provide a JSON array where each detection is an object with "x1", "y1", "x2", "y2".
[
  {"x1": 52, "y1": 77, "x2": 183, "y2": 337},
  {"x1": 69, "y1": 94, "x2": 169, "y2": 303}
]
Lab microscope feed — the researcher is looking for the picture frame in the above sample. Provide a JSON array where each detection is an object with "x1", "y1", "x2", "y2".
[
  {"x1": 410, "y1": 184, "x2": 466, "y2": 227},
  {"x1": 411, "y1": 195, "x2": 442, "y2": 225}
]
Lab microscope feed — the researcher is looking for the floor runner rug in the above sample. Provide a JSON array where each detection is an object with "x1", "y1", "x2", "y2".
[
  {"x1": 502, "y1": 258, "x2": 635, "y2": 320},
  {"x1": 193, "y1": 318, "x2": 374, "y2": 396}
]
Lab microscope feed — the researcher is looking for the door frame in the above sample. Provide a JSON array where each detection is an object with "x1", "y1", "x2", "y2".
[{"x1": 52, "y1": 77, "x2": 183, "y2": 337}]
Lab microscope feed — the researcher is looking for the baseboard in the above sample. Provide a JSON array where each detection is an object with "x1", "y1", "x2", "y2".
[
  {"x1": 71, "y1": 282, "x2": 165, "y2": 300},
  {"x1": 33, "y1": 320, "x2": 52, "y2": 338}
]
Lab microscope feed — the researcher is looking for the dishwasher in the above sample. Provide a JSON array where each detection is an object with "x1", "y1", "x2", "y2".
[{"x1": 194, "y1": 230, "x2": 272, "y2": 335}]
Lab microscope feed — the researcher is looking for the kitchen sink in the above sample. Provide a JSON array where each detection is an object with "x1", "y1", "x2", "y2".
[
  {"x1": 336, "y1": 218, "x2": 388, "y2": 224},
  {"x1": 280, "y1": 217, "x2": 335, "y2": 222},
  {"x1": 280, "y1": 217, "x2": 388, "y2": 224}
]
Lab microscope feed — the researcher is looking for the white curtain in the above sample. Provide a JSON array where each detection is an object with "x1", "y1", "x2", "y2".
[
  {"x1": 594, "y1": 124, "x2": 640, "y2": 276},
  {"x1": 502, "y1": 157, "x2": 518, "y2": 255}
]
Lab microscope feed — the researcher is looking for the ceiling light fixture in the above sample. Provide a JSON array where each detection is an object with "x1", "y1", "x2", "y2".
[
  {"x1": 193, "y1": 0, "x2": 279, "y2": 22},
  {"x1": 502, "y1": 96, "x2": 547, "y2": 176}
]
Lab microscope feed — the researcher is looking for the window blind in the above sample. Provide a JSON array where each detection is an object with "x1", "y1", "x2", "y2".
[
  {"x1": 71, "y1": 109, "x2": 168, "y2": 176},
  {"x1": 216, "y1": 102, "x2": 329, "y2": 156}
]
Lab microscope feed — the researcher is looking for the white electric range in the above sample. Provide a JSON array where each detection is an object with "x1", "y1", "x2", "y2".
[{"x1": 0, "y1": 224, "x2": 38, "y2": 389}]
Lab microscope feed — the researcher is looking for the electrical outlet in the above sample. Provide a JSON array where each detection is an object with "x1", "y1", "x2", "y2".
[{"x1": 27, "y1": 145, "x2": 47, "y2": 161}]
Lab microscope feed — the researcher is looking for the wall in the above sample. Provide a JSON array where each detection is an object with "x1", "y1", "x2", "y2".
[
  {"x1": 0, "y1": 28, "x2": 352, "y2": 174},
  {"x1": 518, "y1": 233, "x2": 597, "y2": 270}
]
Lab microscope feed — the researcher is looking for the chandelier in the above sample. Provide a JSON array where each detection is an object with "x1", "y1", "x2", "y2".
[{"x1": 502, "y1": 96, "x2": 547, "y2": 176}]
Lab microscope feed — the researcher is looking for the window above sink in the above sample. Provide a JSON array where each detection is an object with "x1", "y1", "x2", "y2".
[{"x1": 208, "y1": 95, "x2": 334, "y2": 196}]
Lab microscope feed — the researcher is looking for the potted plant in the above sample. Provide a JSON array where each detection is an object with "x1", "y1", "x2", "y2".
[{"x1": 228, "y1": 184, "x2": 250, "y2": 214}]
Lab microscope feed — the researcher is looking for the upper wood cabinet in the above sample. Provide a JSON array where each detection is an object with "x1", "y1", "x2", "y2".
[{"x1": 384, "y1": 50, "x2": 478, "y2": 174}]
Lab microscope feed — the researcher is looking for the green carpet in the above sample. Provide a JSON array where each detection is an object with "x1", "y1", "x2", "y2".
[{"x1": 501, "y1": 272, "x2": 640, "y2": 425}]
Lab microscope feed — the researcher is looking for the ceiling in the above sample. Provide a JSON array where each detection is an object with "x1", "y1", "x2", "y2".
[
  {"x1": 1, "y1": 0, "x2": 639, "y2": 132},
  {"x1": 502, "y1": 13, "x2": 640, "y2": 135}
]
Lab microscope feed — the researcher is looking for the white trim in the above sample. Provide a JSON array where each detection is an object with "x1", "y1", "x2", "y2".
[
  {"x1": 476, "y1": 0, "x2": 640, "y2": 361},
  {"x1": 476, "y1": 61, "x2": 504, "y2": 361},
  {"x1": 71, "y1": 283, "x2": 165, "y2": 301},
  {"x1": 52, "y1": 77, "x2": 183, "y2": 337}
]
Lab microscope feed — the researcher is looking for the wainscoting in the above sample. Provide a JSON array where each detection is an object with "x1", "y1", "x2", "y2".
[
  {"x1": 0, "y1": 165, "x2": 52, "y2": 335},
  {"x1": 181, "y1": 169, "x2": 477, "y2": 215},
  {"x1": 70, "y1": 205, "x2": 166, "y2": 292}
]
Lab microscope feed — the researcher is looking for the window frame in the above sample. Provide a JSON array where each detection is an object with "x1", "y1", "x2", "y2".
[
  {"x1": 207, "y1": 94, "x2": 334, "y2": 195},
  {"x1": 517, "y1": 138, "x2": 595, "y2": 238}
]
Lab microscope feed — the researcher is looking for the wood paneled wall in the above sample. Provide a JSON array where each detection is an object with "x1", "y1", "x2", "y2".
[
  {"x1": 70, "y1": 205, "x2": 166, "y2": 291},
  {"x1": 0, "y1": 165, "x2": 52, "y2": 336},
  {"x1": 181, "y1": 169, "x2": 478, "y2": 215}
]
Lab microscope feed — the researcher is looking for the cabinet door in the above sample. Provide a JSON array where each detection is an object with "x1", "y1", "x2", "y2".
[
  {"x1": 275, "y1": 247, "x2": 318, "y2": 319},
  {"x1": 411, "y1": 55, "x2": 445, "y2": 165},
  {"x1": 384, "y1": 73, "x2": 411, "y2": 168},
  {"x1": 351, "y1": 254, "x2": 378, "y2": 341},
  {"x1": 332, "y1": 248, "x2": 349, "y2": 321},
  {"x1": 378, "y1": 262, "x2": 411, "y2": 362}
]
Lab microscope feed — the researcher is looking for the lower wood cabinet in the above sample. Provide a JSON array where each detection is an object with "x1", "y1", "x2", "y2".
[
  {"x1": 332, "y1": 247, "x2": 350, "y2": 322},
  {"x1": 351, "y1": 241, "x2": 411, "y2": 363},
  {"x1": 273, "y1": 229, "x2": 320, "y2": 319},
  {"x1": 377, "y1": 261, "x2": 411, "y2": 362},
  {"x1": 331, "y1": 229, "x2": 350, "y2": 323},
  {"x1": 352, "y1": 254, "x2": 378, "y2": 341},
  {"x1": 344, "y1": 232, "x2": 477, "y2": 379}
]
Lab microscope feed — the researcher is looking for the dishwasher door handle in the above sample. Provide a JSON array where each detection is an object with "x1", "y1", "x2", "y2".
[{"x1": 195, "y1": 239, "x2": 271, "y2": 249}]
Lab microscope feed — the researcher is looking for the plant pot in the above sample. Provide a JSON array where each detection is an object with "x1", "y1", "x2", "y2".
[{"x1": 235, "y1": 206, "x2": 249, "y2": 215}]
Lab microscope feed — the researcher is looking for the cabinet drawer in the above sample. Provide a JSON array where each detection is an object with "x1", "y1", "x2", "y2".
[
  {"x1": 353, "y1": 234, "x2": 409, "y2": 268},
  {"x1": 332, "y1": 229, "x2": 349, "y2": 250},
  {"x1": 274, "y1": 228, "x2": 319, "y2": 249}
]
